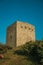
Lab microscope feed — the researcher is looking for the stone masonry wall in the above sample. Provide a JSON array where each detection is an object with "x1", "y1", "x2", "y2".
[
  {"x1": 16, "y1": 21, "x2": 35, "y2": 46},
  {"x1": 6, "y1": 21, "x2": 35, "y2": 47},
  {"x1": 6, "y1": 23, "x2": 16, "y2": 47}
]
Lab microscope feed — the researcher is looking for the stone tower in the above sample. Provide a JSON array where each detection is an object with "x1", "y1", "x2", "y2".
[{"x1": 6, "y1": 21, "x2": 35, "y2": 47}]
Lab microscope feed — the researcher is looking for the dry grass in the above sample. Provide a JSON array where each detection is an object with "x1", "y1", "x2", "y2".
[{"x1": 0, "y1": 47, "x2": 33, "y2": 65}]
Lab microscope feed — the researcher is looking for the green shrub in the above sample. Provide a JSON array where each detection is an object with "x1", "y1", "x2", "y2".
[{"x1": 14, "y1": 41, "x2": 43, "y2": 65}]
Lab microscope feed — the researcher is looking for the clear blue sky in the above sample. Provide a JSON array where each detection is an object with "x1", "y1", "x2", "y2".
[{"x1": 0, "y1": 0, "x2": 43, "y2": 44}]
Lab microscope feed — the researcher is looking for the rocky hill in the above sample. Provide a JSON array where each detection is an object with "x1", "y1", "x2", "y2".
[{"x1": 0, "y1": 41, "x2": 43, "y2": 65}]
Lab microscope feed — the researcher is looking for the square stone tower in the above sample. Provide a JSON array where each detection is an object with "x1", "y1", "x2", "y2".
[{"x1": 6, "y1": 21, "x2": 35, "y2": 47}]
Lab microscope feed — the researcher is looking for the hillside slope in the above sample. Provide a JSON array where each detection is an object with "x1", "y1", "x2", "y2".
[{"x1": 0, "y1": 41, "x2": 43, "y2": 65}]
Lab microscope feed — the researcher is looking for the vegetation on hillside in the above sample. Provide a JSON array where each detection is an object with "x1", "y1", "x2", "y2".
[
  {"x1": 14, "y1": 41, "x2": 43, "y2": 65},
  {"x1": 0, "y1": 40, "x2": 43, "y2": 65}
]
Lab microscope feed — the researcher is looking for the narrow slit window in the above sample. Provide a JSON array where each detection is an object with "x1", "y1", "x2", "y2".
[
  {"x1": 10, "y1": 35, "x2": 12, "y2": 39},
  {"x1": 32, "y1": 29, "x2": 33, "y2": 31},
  {"x1": 25, "y1": 26, "x2": 27, "y2": 29},
  {"x1": 29, "y1": 28, "x2": 31, "y2": 30}
]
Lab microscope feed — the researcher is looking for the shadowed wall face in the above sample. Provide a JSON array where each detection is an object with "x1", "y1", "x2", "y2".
[
  {"x1": 6, "y1": 23, "x2": 16, "y2": 47},
  {"x1": 6, "y1": 21, "x2": 35, "y2": 47}
]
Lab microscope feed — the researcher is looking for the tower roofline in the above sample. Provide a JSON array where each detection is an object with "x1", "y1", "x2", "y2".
[
  {"x1": 7, "y1": 20, "x2": 35, "y2": 30},
  {"x1": 16, "y1": 20, "x2": 35, "y2": 28}
]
